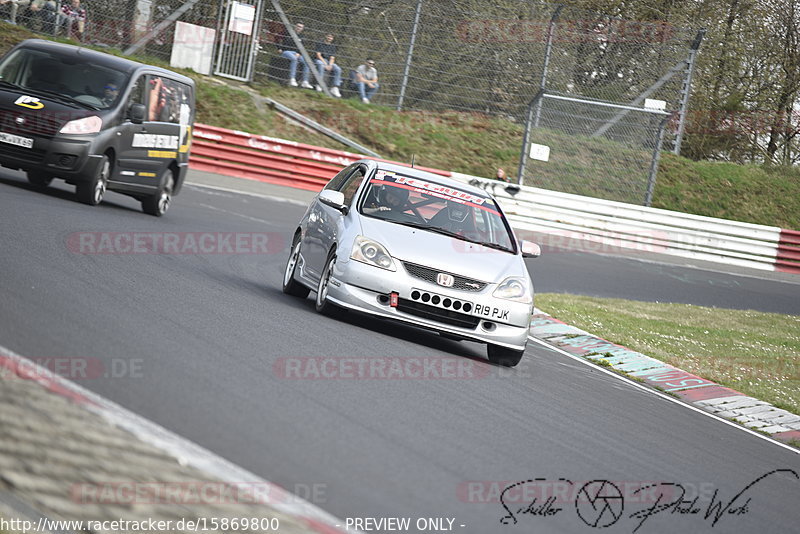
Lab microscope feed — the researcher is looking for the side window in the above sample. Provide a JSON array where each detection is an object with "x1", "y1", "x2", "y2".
[
  {"x1": 324, "y1": 164, "x2": 357, "y2": 192},
  {"x1": 0, "y1": 50, "x2": 24, "y2": 84},
  {"x1": 341, "y1": 167, "x2": 367, "y2": 205},
  {"x1": 128, "y1": 75, "x2": 145, "y2": 110}
]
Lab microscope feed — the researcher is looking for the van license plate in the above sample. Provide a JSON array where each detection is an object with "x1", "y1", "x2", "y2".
[{"x1": 0, "y1": 132, "x2": 33, "y2": 149}]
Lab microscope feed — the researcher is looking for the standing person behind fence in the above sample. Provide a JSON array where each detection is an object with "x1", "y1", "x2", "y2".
[
  {"x1": 495, "y1": 168, "x2": 510, "y2": 182},
  {"x1": 353, "y1": 58, "x2": 379, "y2": 104},
  {"x1": 277, "y1": 21, "x2": 312, "y2": 89},
  {"x1": 313, "y1": 33, "x2": 342, "y2": 98},
  {"x1": 58, "y1": 0, "x2": 85, "y2": 41}
]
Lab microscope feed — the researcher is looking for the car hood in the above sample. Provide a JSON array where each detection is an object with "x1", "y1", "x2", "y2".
[{"x1": 358, "y1": 215, "x2": 526, "y2": 283}]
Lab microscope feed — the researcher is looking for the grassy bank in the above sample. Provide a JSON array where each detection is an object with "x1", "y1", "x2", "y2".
[
  {"x1": 536, "y1": 293, "x2": 800, "y2": 415},
  {"x1": 1, "y1": 25, "x2": 798, "y2": 228}
]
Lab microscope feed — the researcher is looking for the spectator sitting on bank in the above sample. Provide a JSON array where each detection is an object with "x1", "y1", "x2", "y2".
[
  {"x1": 313, "y1": 33, "x2": 342, "y2": 98},
  {"x1": 277, "y1": 21, "x2": 312, "y2": 89},
  {"x1": 495, "y1": 168, "x2": 510, "y2": 182},
  {"x1": 17, "y1": 0, "x2": 57, "y2": 33},
  {"x1": 353, "y1": 58, "x2": 379, "y2": 104},
  {"x1": 58, "y1": 0, "x2": 85, "y2": 41}
]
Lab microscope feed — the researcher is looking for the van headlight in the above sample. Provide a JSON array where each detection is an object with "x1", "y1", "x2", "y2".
[
  {"x1": 59, "y1": 116, "x2": 102, "y2": 134},
  {"x1": 350, "y1": 236, "x2": 396, "y2": 271},
  {"x1": 493, "y1": 277, "x2": 532, "y2": 303}
]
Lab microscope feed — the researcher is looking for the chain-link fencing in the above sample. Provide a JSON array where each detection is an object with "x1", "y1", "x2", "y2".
[{"x1": 7, "y1": 0, "x2": 701, "y2": 204}]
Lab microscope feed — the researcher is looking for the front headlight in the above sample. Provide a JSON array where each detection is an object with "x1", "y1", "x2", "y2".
[
  {"x1": 59, "y1": 116, "x2": 102, "y2": 134},
  {"x1": 350, "y1": 236, "x2": 396, "y2": 271},
  {"x1": 493, "y1": 276, "x2": 532, "y2": 303}
]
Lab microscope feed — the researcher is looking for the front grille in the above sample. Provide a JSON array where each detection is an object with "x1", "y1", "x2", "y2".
[
  {"x1": 397, "y1": 298, "x2": 480, "y2": 329},
  {"x1": 0, "y1": 109, "x2": 62, "y2": 138},
  {"x1": 402, "y1": 261, "x2": 487, "y2": 292}
]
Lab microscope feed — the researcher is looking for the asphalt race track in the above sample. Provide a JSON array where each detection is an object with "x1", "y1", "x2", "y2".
[{"x1": 1, "y1": 167, "x2": 798, "y2": 533}]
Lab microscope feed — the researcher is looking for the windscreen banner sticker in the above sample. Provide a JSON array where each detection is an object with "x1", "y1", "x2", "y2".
[
  {"x1": 14, "y1": 96, "x2": 44, "y2": 110},
  {"x1": 132, "y1": 134, "x2": 179, "y2": 149},
  {"x1": 371, "y1": 174, "x2": 498, "y2": 214}
]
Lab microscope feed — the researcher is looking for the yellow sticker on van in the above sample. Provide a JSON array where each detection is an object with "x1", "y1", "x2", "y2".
[{"x1": 147, "y1": 150, "x2": 177, "y2": 158}]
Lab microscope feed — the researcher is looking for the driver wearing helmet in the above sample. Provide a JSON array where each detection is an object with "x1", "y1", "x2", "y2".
[
  {"x1": 363, "y1": 184, "x2": 409, "y2": 216},
  {"x1": 430, "y1": 199, "x2": 476, "y2": 234}
]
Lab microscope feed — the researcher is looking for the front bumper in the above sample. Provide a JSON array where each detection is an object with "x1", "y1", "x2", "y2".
[
  {"x1": 325, "y1": 258, "x2": 532, "y2": 350},
  {"x1": 0, "y1": 136, "x2": 103, "y2": 181}
]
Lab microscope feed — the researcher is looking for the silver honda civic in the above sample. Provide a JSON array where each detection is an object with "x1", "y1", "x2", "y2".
[{"x1": 283, "y1": 160, "x2": 540, "y2": 366}]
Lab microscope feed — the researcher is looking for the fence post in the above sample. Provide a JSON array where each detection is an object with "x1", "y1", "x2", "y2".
[
  {"x1": 123, "y1": 0, "x2": 204, "y2": 56},
  {"x1": 269, "y1": 0, "x2": 331, "y2": 96},
  {"x1": 397, "y1": 0, "x2": 423, "y2": 111},
  {"x1": 534, "y1": 5, "x2": 563, "y2": 128},
  {"x1": 673, "y1": 28, "x2": 705, "y2": 155},
  {"x1": 517, "y1": 90, "x2": 544, "y2": 185},
  {"x1": 645, "y1": 117, "x2": 669, "y2": 206}
]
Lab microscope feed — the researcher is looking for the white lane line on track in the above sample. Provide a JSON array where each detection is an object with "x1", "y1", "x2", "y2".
[
  {"x1": 186, "y1": 182, "x2": 311, "y2": 206},
  {"x1": 0, "y1": 343, "x2": 355, "y2": 533},
  {"x1": 527, "y1": 335, "x2": 800, "y2": 456},
  {"x1": 195, "y1": 202, "x2": 284, "y2": 227}
]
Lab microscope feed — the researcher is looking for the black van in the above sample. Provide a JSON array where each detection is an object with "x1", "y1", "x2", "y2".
[{"x1": 0, "y1": 39, "x2": 195, "y2": 216}]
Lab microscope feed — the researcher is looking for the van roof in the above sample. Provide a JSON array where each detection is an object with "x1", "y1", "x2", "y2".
[{"x1": 14, "y1": 39, "x2": 195, "y2": 86}]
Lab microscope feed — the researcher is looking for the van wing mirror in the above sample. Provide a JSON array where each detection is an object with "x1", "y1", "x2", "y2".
[
  {"x1": 129, "y1": 103, "x2": 146, "y2": 124},
  {"x1": 318, "y1": 189, "x2": 348, "y2": 215},
  {"x1": 520, "y1": 240, "x2": 541, "y2": 258}
]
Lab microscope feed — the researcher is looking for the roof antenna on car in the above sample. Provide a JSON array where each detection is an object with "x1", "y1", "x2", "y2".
[{"x1": 410, "y1": 154, "x2": 416, "y2": 168}]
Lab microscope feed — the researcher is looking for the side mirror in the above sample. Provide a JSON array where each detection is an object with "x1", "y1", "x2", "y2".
[
  {"x1": 319, "y1": 189, "x2": 349, "y2": 215},
  {"x1": 129, "y1": 103, "x2": 146, "y2": 124},
  {"x1": 520, "y1": 240, "x2": 541, "y2": 258}
]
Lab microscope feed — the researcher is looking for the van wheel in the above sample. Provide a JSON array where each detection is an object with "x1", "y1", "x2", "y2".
[
  {"x1": 76, "y1": 155, "x2": 109, "y2": 205},
  {"x1": 142, "y1": 169, "x2": 175, "y2": 217},
  {"x1": 487, "y1": 344, "x2": 524, "y2": 367},
  {"x1": 27, "y1": 171, "x2": 53, "y2": 189}
]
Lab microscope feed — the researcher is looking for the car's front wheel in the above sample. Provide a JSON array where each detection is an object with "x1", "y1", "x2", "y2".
[
  {"x1": 76, "y1": 154, "x2": 109, "y2": 205},
  {"x1": 315, "y1": 250, "x2": 338, "y2": 314},
  {"x1": 487, "y1": 344, "x2": 524, "y2": 367},
  {"x1": 283, "y1": 234, "x2": 310, "y2": 298}
]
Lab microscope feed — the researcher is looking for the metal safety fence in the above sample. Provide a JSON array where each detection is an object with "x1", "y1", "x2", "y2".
[{"x1": 7, "y1": 0, "x2": 702, "y2": 205}]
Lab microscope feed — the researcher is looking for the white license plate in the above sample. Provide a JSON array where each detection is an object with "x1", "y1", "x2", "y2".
[{"x1": 0, "y1": 131, "x2": 33, "y2": 149}]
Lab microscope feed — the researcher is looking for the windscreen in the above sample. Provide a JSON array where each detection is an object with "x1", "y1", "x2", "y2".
[
  {"x1": 0, "y1": 48, "x2": 128, "y2": 110},
  {"x1": 359, "y1": 169, "x2": 516, "y2": 253}
]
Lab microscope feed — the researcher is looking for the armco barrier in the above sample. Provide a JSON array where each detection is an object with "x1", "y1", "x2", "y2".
[
  {"x1": 188, "y1": 125, "x2": 796, "y2": 274},
  {"x1": 189, "y1": 124, "x2": 449, "y2": 192},
  {"x1": 777, "y1": 229, "x2": 800, "y2": 274},
  {"x1": 451, "y1": 172, "x2": 788, "y2": 273}
]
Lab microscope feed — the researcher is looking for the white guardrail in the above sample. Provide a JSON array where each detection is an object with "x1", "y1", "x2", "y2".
[{"x1": 450, "y1": 172, "x2": 784, "y2": 272}]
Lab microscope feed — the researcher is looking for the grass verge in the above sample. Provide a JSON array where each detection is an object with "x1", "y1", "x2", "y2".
[{"x1": 536, "y1": 293, "x2": 800, "y2": 415}]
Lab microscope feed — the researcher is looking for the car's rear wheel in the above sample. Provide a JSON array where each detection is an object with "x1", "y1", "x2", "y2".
[
  {"x1": 142, "y1": 169, "x2": 174, "y2": 216},
  {"x1": 76, "y1": 154, "x2": 109, "y2": 205},
  {"x1": 27, "y1": 171, "x2": 53, "y2": 189},
  {"x1": 315, "y1": 250, "x2": 338, "y2": 314},
  {"x1": 283, "y1": 234, "x2": 310, "y2": 298},
  {"x1": 487, "y1": 344, "x2": 524, "y2": 367}
]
